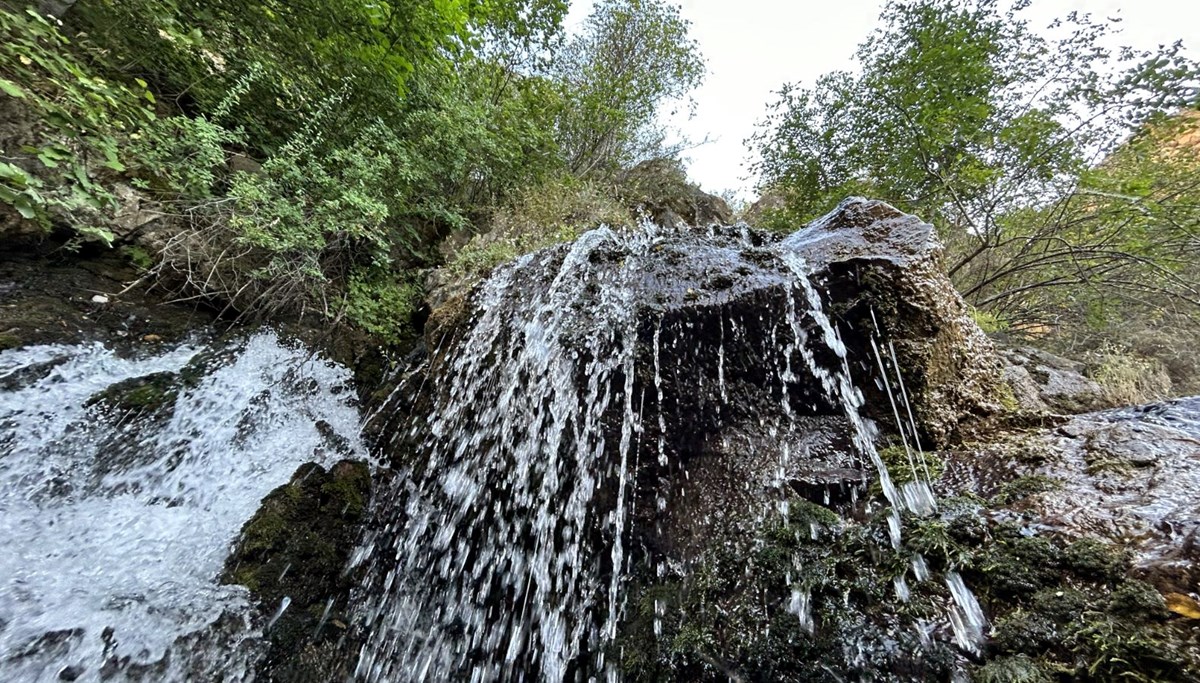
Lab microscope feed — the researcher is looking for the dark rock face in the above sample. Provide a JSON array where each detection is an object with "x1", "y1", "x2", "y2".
[
  {"x1": 780, "y1": 198, "x2": 1006, "y2": 446},
  {"x1": 364, "y1": 198, "x2": 1018, "y2": 679},
  {"x1": 222, "y1": 460, "x2": 372, "y2": 682},
  {"x1": 364, "y1": 197, "x2": 1200, "y2": 680}
]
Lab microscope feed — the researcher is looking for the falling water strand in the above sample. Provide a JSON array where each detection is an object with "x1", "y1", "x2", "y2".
[
  {"x1": 776, "y1": 252, "x2": 902, "y2": 541},
  {"x1": 945, "y1": 572, "x2": 987, "y2": 654}
]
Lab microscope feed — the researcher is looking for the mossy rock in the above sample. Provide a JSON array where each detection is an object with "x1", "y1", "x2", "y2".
[
  {"x1": 84, "y1": 371, "x2": 180, "y2": 419},
  {"x1": 0, "y1": 333, "x2": 21, "y2": 352},
  {"x1": 974, "y1": 655, "x2": 1052, "y2": 683},
  {"x1": 222, "y1": 459, "x2": 372, "y2": 681}
]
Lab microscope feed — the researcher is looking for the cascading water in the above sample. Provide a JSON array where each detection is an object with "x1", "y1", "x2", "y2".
[
  {"x1": 0, "y1": 332, "x2": 368, "y2": 682},
  {"x1": 355, "y1": 228, "x2": 646, "y2": 682},
  {"x1": 352, "y1": 210, "x2": 968, "y2": 681}
]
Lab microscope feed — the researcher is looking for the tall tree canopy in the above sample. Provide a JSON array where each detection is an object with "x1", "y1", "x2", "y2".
[{"x1": 553, "y1": 0, "x2": 705, "y2": 177}]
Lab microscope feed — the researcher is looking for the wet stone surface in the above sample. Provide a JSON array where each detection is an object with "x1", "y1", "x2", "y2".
[{"x1": 222, "y1": 459, "x2": 373, "y2": 683}]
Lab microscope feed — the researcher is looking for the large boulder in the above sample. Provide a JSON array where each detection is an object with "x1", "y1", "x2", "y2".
[{"x1": 942, "y1": 396, "x2": 1200, "y2": 598}]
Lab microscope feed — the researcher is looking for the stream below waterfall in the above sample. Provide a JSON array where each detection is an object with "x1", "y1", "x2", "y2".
[{"x1": 0, "y1": 332, "x2": 367, "y2": 682}]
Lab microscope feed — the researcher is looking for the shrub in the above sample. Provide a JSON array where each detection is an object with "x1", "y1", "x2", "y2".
[
  {"x1": 447, "y1": 175, "x2": 632, "y2": 282},
  {"x1": 0, "y1": 7, "x2": 155, "y2": 244}
]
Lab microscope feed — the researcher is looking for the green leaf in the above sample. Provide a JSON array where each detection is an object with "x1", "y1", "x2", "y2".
[
  {"x1": 14, "y1": 197, "x2": 37, "y2": 219},
  {"x1": 0, "y1": 78, "x2": 26, "y2": 99},
  {"x1": 0, "y1": 162, "x2": 30, "y2": 185},
  {"x1": 103, "y1": 147, "x2": 126, "y2": 172}
]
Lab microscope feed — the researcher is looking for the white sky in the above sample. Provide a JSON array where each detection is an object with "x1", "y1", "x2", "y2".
[{"x1": 566, "y1": 1, "x2": 1200, "y2": 201}]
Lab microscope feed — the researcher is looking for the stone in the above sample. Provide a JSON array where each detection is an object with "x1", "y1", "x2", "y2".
[
  {"x1": 941, "y1": 396, "x2": 1200, "y2": 595},
  {"x1": 618, "y1": 158, "x2": 734, "y2": 228},
  {"x1": 222, "y1": 459, "x2": 372, "y2": 682},
  {"x1": 997, "y1": 345, "x2": 1112, "y2": 414}
]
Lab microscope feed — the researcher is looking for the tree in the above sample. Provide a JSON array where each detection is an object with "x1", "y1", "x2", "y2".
[
  {"x1": 750, "y1": 0, "x2": 1200, "y2": 330},
  {"x1": 553, "y1": 0, "x2": 705, "y2": 177}
]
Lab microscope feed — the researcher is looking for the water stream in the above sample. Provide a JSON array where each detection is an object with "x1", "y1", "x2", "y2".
[{"x1": 0, "y1": 332, "x2": 367, "y2": 682}]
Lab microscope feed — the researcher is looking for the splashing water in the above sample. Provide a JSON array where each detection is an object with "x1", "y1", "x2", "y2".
[
  {"x1": 0, "y1": 332, "x2": 367, "y2": 682},
  {"x1": 354, "y1": 228, "x2": 649, "y2": 682}
]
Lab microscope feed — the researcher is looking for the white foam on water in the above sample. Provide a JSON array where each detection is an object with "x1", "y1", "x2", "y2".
[{"x1": 0, "y1": 332, "x2": 366, "y2": 682}]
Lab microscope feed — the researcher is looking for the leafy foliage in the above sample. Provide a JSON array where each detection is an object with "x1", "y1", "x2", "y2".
[
  {"x1": 1, "y1": 0, "x2": 706, "y2": 340},
  {"x1": 554, "y1": 0, "x2": 705, "y2": 177},
  {"x1": 0, "y1": 7, "x2": 155, "y2": 244}
]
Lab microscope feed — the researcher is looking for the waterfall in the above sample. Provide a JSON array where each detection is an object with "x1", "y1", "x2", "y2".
[
  {"x1": 352, "y1": 219, "x2": 952, "y2": 681},
  {"x1": 0, "y1": 332, "x2": 367, "y2": 682}
]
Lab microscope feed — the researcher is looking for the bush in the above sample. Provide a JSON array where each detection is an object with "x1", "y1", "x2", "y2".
[
  {"x1": 0, "y1": 7, "x2": 155, "y2": 244},
  {"x1": 447, "y1": 176, "x2": 632, "y2": 282}
]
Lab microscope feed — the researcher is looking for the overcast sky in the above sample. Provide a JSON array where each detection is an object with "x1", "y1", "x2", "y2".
[{"x1": 567, "y1": 1, "x2": 1200, "y2": 201}]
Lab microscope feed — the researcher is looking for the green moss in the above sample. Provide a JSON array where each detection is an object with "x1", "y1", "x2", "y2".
[
  {"x1": 991, "y1": 610, "x2": 1058, "y2": 654},
  {"x1": 878, "y1": 444, "x2": 945, "y2": 484},
  {"x1": 118, "y1": 245, "x2": 154, "y2": 270},
  {"x1": 995, "y1": 381, "x2": 1021, "y2": 413},
  {"x1": 222, "y1": 460, "x2": 371, "y2": 678},
  {"x1": 978, "y1": 534, "x2": 1060, "y2": 598},
  {"x1": 85, "y1": 371, "x2": 179, "y2": 417},
  {"x1": 1107, "y1": 580, "x2": 1170, "y2": 620},
  {"x1": 1061, "y1": 538, "x2": 1129, "y2": 583},
  {"x1": 619, "y1": 489, "x2": 1200, "y2": 682},
  {"x1": 991, "y1": 475, "x2": 1061, "y2": 505},
  {"x1": 974, "y1": 655, "x2": 1052, "y2": 683},
  {"x1": 0, "y1": 333, "x2": 21, "y2": 351}
]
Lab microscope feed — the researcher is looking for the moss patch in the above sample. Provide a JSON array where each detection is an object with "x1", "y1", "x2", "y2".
[
  {"x1": 222, "y1": 459, "x2": 372, "y2": 681},
  {"x1": 84, "y1": 371, "x2": 180, "y2": 420},
  {"x1": 617, "y1": 497, "x2": 1200, "y2": 682}
]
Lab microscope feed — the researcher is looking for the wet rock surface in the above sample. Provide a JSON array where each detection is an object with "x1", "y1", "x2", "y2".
[
  {"x1": 222, "y1": 459, "x2": 372, "y2": 682},
  {"x1": 0, "y1": 250, "x2": 216, "y2": 351},
  {"x1": 943, "y1": 397, "x2": 1200, "y2": 598},
  {"x1": 360, "y1": 198, "x2": 1021, "y2": 680}
]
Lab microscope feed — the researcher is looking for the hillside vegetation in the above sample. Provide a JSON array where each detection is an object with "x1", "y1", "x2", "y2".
[
  {"x1": 0, "y1": 0, "x2": 704, "y2": 340},
  {"x1": 2, "y1": 0, "x2": 1198, "y2": 396}
]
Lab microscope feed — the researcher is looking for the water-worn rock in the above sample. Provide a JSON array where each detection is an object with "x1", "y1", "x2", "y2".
[
  {"x1": 618, "y1": 158, "x2": 734, "y2": 229},
  {"x1": 362, "y1": 197, "x2": 1020, "y2": 680},
  {"x1": 942, "y1": 396, "x2": 1200, "y2": 597},
  {"x1": 781, "y1": 198, "x2": 1007, "y2": 445},
  {"x1": 223, "y1": 459, "x2": 372, "y2": 682}
]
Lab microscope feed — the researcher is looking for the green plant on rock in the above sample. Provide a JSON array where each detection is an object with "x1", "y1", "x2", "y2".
[
  {"x1": 343, "y1": 272, "x2": 423, "y2": 342},
  {"x1": 0, "y1": 7, "x2": 156, "y2": 244},
  {"x1": 448, "y1": 175, "x2": 632, "y2": 282}
]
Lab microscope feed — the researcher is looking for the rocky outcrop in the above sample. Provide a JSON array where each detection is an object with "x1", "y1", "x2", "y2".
[
  {"x1": 364, "y1": 196, "x2": 1200, "y2": 681},
  {"x1": 618, "y1": 158, "x2": 734, "y2": 229},
  {"x1": 782, "y1": 198, "x2": 1007, "y2": 445},
  {"x1": 742, "y1": 189, "x2": 786, "y2": 227},
  {"x1": 943, "y1": 397, "x2": 1200, "y2": 598},
  {"x1": 998, "y1": 344, "x2": 1112, "y2": 414}
]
